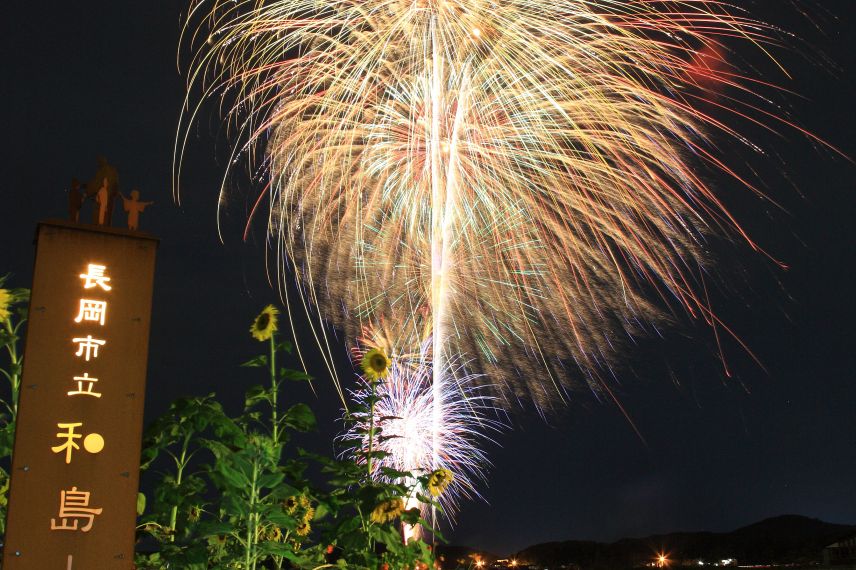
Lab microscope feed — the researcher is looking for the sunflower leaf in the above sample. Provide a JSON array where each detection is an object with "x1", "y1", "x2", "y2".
[
  {"x1": 136, "y1": 492, "x2": 146, "y2": 516},
  {"x1": 313, "y1": 502, "x2": 329, "y2": 521},
  {"x1": 281, "y1": 368, "x2": 312, "y2": 382},
  {"x1": 195, "y1": 520, "x2": 237, "y2": 538},
  {"x1": 401, "y1": 508, "x2": 421, "y2": 525},
  {"x1": 377, "y1": 467, "x2": 411, "y2": 479},
  {"x1": 283, "y1": 403, "x2": 316, "y2": 431},
  {"x1": 257, "y1": 471, "x2": 285, "y2": 489},
  {"x1": 241, "y1": 354, "x2": 268, "y2": 368},
  {"x1": 244, "y1": 384, "x2": 271, "y2": 410}
]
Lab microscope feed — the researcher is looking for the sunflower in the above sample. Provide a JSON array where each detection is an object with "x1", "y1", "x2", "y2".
[
  {"x1": 250, "y1": 304, "x2": 278, "y2": 341},
  {"x1": 0, "y1": 478, "x2": 9, "y2": 509},
  {"x1": 370, "y1": 498, "x2": 404, "y2": 524},
  {"x1": 0, "y1": 288, "x2": 10, "y2": 321},
  {"x1": 360, "y1": 348, "x2": 391, "y2": 381},
  {"x1": 427, "y1": 468, "x2": 454, "y2": 497},
  {"x1": 268, "y1": 526, "x2": 284, "y2": 542},
  {"x1": 295, "y1": 520, "x2": 311, "y2": 537},
  {"x1": 302, "y1": 506, "x2": 315, "y2": 523},
  {"x1": 283, "y1": 495, "x2": 299, "y2": 514},
  {"x1": 295, "y1": 495, "x2": 315, "y2": 521}
]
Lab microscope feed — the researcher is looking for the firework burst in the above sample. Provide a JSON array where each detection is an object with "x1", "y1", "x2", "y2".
[
  {"x1": 180, "y1": 0, "x2": 819, "y2": 407},
  {"x1": 179, "y1": 0, "x2": 835, "y2": 520},
  {"x1": 343, "y1": 342, "x2": 500, "y2": 519}
]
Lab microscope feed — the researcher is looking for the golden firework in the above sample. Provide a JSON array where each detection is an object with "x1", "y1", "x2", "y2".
[{"x1": 181, "y1": 1, "x2": 825, "y2": 411}]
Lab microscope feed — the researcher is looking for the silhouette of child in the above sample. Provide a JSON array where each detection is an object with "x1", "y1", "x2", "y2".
[{"x1": 121, "y1": 190, "x2": 153, "y2": 231}]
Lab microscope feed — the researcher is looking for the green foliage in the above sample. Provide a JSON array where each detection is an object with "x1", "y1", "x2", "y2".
[
  {"x1": 0, "y1": 281, "x2": 440, "y2": 568},
  {"x1": 136, "y1": 306, "x2": 440, "y2": 569},
  {"x1": 0, "y1": 275, "x2": 30, "y2": 535}
]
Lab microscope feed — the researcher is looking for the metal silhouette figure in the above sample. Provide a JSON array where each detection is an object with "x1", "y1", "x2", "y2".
[
  {"x1": 120, "y1": 190, "x2": 153, "y2": 231},
  {"x1": 68, "y1": 178, "x2": 84, "y2": 223}
]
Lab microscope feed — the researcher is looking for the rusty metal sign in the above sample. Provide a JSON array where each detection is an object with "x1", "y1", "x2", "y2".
[{"x1": 3, "y1": 221, "x2": 157, "y2": 569}]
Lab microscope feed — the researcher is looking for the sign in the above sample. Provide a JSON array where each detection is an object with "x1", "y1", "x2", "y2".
[{"x1": 3, "y1": 221, "x2": 157, "y2": 569}]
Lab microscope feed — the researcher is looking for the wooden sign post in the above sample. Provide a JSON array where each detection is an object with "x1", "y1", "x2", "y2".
[{"x1": 3, "y1": 221, "x2": 157, "y2": 569}]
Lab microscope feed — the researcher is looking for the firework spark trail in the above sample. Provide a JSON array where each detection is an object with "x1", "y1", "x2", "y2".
[
  {"x1": 429, "y1": 22, "x2": 471, "y2": 482},
  {"x1": 179, "y1": 0, "x2": 834, "y2": 516}
]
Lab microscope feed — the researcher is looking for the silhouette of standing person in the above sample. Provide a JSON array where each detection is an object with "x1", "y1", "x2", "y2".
[
  {"x1": 121, "y1": 190, "x2": 153, "y2": 231},
  {"x1": 68, "y1": 178, "x2": 84, "y2": 222},
  {"x1": 95, "y1": 178, "x2": 110, "y2": 225},
  {"x1": 85, "y1": 157, "x2": 119, "y2": 226}
]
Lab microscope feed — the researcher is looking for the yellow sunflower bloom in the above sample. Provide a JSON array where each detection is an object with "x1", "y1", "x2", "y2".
[
  {"x1": 0, "y1": 289, "x2": 10, "y2": 321},
  {"x1": 370, "y1": 498, "x2": 404, "y2": 524},
  {"x1": 361, "y1": 348, "x2": 391, "y2": 381},
  {"x1": 268, "y1": 526, "x2": 284, "y2": 542},
  {"x1": 298, "y1": 495, "x2": 315, "y2": 520},
  {"x1": 250, "y1": 305, "x2": 278, "y2": 341},
  {"x1": 283, "y1": 496, "x2": 299, "y2": 514},
  {"x1": 295, "y1": 520, "x2": 311, "y2": 536},
  {"x1": 427, "y1": 469, "x2": 454, "y2": 497}
]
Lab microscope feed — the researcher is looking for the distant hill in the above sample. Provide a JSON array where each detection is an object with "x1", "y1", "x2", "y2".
[
  {"x1": 436, "y1": 544, "x2": 502, "y2": 566},
  {"x1": 513, "y1": 515, "x2": 856, "y2": 569}
]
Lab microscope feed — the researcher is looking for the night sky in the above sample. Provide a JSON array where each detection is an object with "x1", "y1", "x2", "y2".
[{"x1": 2, "y1": 1, "x2": 855, "y2": 556}]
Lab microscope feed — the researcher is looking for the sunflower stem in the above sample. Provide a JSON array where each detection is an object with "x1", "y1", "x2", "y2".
[
  {"x1": 3, "y1": 318, "x2": 21, "y2": 419},
  {"x1": 244, "y1": 459, "x2": 259, "y2": 570},
  {"x1": 269, "y1": 333, "x2": 278, "y2": 446},
  {"x1": 168, "y1": 432, "x2": 191, "y2": 542},
  {"x1": 367, "y1": 377, "x2": 376, "y2": 479}
]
